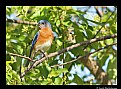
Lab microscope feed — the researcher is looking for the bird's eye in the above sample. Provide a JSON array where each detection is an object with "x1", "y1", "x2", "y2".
[{"x1": 41, "y1": 22, "x2": 44, "y2": 25}]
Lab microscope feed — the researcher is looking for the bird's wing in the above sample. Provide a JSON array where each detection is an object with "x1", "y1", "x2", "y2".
[
  {"x1": 29, "y1": 31, "x2": 40, "y2": 57},
  {"x1": 25, "y1": 31, "x2": 40, "y2": 67}
]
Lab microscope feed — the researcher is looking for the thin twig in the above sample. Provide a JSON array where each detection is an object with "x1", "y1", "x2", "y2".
[
  {"x1": 94, "y1": 6, "x2": 103, "y2": 17},
  {"x1": 6, "y1": 18, "x2": 37, "y2": 26},
  {"x1": 50, "y1": 42, "x2": 117, "y2": 67},
  {"x1": 7, "y1": 52, "x2": 32, "y2": 61}
]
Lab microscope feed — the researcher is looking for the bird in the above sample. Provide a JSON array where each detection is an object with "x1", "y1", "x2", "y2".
[{"x1": 25, "y1": 20, "x2": 54, "y2": 67}]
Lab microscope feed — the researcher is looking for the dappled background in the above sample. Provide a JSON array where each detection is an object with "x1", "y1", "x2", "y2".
[{"x1": 6, "y1": 6, "x2": 117, "y2": 85}]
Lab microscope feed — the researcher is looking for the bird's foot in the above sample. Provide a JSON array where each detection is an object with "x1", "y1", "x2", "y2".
[{"x1": 41, "y1": 52, "x2": 48, "y2": 60}]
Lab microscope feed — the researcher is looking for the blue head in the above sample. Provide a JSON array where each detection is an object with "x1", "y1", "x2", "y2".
[{"x1": 38, "y1": 20, "x2": 51, "y2": 29}]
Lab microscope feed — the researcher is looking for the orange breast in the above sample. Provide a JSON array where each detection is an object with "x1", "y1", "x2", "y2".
[{"x1": 34, "y1": 27, "x2": 54, "y2": 49}]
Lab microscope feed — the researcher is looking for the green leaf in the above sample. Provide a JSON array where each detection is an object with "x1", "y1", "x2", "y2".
[
  {"x1": 91, "y1": 42, "x2": 99, "y2": 50},
  {"x1": 107, "y1": 55, "x2": 117, "y2": 79},
  {"x1": 62, "y1": 21, "x2": 71, "y2": 27},
  {"x1": 54, "y1": 77, "x2": 62, "y2": 85},
  {"x1": 101, "y1": 12, "x2": 112, "y2": 22},
  {"x1": 48, "y1": 69, "x2": 59, "y2": 78},
  {"x1": 23, "y1": 6, "x2": 30, "y2": 12},
  {"x1": 57, "y1": 68, "x2": 68, "y2": 74},
  {"x1": 100, "y1": 55, "x2": 109, "y2": 67},
  {"x1": 6, "y1": 64, "x2": 21, "y2": 85},
  {"x1": 111, "y1": 26, "x2": 117, "y2": 34},
  {"x1": 71, "y1": 46, "x2": 84, "y2": 56},
  {"x1": 41, "y1": 80, "x2": 49, "y2": 85},
  {"x1": 81, "y1": 64, "x2": 84, "y2": 71},
  {"x1": 56, "y1": 39, "x2": 62, "y2": 46},
  {"x1": 107, "y1": 57, "x2": 117, "y2": 70},
  {"x1": 86, "y1": 19, "x2": 105, "y2": 26},
  {"x1": 72, "y1": 74, "x2": 83, "y2": 84},
  {"x1": 100, "y1": 41, "x2": 105, "y2": 47},
  {"x1": 48, "y1": 68, "x2": 68, "y2": 78},
  {"x1": 66, "y1": 9, "x2": 78, "y2": 14},
  {"x1": 6, "y1": 7, "x2": 12, "y2": 16},
  {"x1": 18, "y1": 35, "x2": 26, "y2": 41},
  {"x1": 75, "y1": 30, "x2": 84, "y2": 43},
  {"x1": 6, "y1": 33, "x2": 11, "y2": 39},
  {"x1": 6, "y1": 60, "x2": 15, "y2": 65},
  {"x1": 39, "y1": 65, "x2": 49, "y2": 79},
  {"x1": 105, "y1": 39, "x2": 113, "y2": 44},
  {"x1": 49, "y1": 60, "x2": 58, "y2": 66},
  {"x1": 78, "y1": 15, "x2": 88, "y2": 24},
  {"x1": 56, "y1": 20, "x2": 60, "y2": 26},
  {"x1": 108, "y1": 68, "x2": 117, "y2": 79},
  {"x1": 64, "y1": 53, "x2": 72, "y2": 69},
  {"x1": 17, "y1": 45, "x2": 23, "y2": 54},
  {"x1": 86, "y1": 29, "x2": 93, "y2": 39}
]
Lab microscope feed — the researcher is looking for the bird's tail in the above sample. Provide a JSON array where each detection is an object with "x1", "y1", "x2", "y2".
[
  {"x1": 25, "y1": 47, "x2": 33, "y2": 67},
  {"x1": 25, "y1": 60, "x2": 30, "y2": 67}
]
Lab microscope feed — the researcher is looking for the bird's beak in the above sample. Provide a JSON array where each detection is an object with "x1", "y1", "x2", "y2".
[
  {"x1": 38, "y1": 24, "x2": 45, "y2": 29},
  {"x1": 39, "y1": 26, "x2": 41, "y2": 29},
  {"x1": 38, "y1": 24, "x2": 41, "y2": 29}
]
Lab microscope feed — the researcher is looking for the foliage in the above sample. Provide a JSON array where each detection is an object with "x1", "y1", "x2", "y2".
[{"x1": 6, "y1": 6, "x2": 117, "y2": 85}]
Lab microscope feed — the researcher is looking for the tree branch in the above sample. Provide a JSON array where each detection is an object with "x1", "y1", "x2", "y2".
[
  {"x1": 50, "y1": 43, "x2": 117, "y2": 85},
  {"x1": 20, "y1": 34, "x2": 117, "y2": 78},
  {"x1": 50, "y1": 43, "x2": 117, "y2": 68},
  {"x1": 94, "y1": 6, "x2": 103, "y2": 17},
  {"x1": 6, "y1": 18, "x2": 37, "y2": 26},
  {"x1": 7, "y1": 52, "x2": 32, "y2": 61}
]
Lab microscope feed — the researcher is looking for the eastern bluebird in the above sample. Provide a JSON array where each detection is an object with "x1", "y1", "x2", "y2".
[{"x1": 25, "y1": 20, "x2": 54, "y2": 67}]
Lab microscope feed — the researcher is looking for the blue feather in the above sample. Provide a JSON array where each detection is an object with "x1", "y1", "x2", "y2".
[
  {"x1": 31, "y1": 31, "x2": 40, "y2": 55},
  {"x1": 25, "y1": 31, "x2": 40, "y2": 67}
]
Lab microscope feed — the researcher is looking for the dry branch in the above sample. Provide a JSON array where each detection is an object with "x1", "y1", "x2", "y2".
[
  {"x1": 7, "y1": 52, "x2": 32, "y2": 61},
  {"x1": 6, "y1": 18, "x2": 37, "y2": 26},
  {"x1": 50, "y1": 43, "x2": 117, "y2": 68},
  {"x1": 20, "y1": 34, "x2": 117, "y2": 78}
]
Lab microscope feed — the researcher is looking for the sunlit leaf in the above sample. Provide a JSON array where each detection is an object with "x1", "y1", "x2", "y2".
[
  {"x1": 57, "y1": 39, "x2": 62, "y2": 46},
  {"x1": 54, "y1": 77, "x2": 62, "y2": 85},
  {"x1": 64, "y1": 53, "x2": 72, "y2": 69},
  {"x1": 48, "y1": 68, "x2": 68, "y2": 78},
  {"x1": 72, "y1": 74, "x2": 83, "y2": 84},
  {"x1": 18, "y1": 35, "x2": 26, "y2": 41},
  {"x1": 39, "y1": 65, "x2": 49, "y2": 79}
]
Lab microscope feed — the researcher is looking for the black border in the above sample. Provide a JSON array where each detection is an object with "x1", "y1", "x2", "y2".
[{"x1": 3, "y1": 1, "x2": 118, "y2": 89}]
